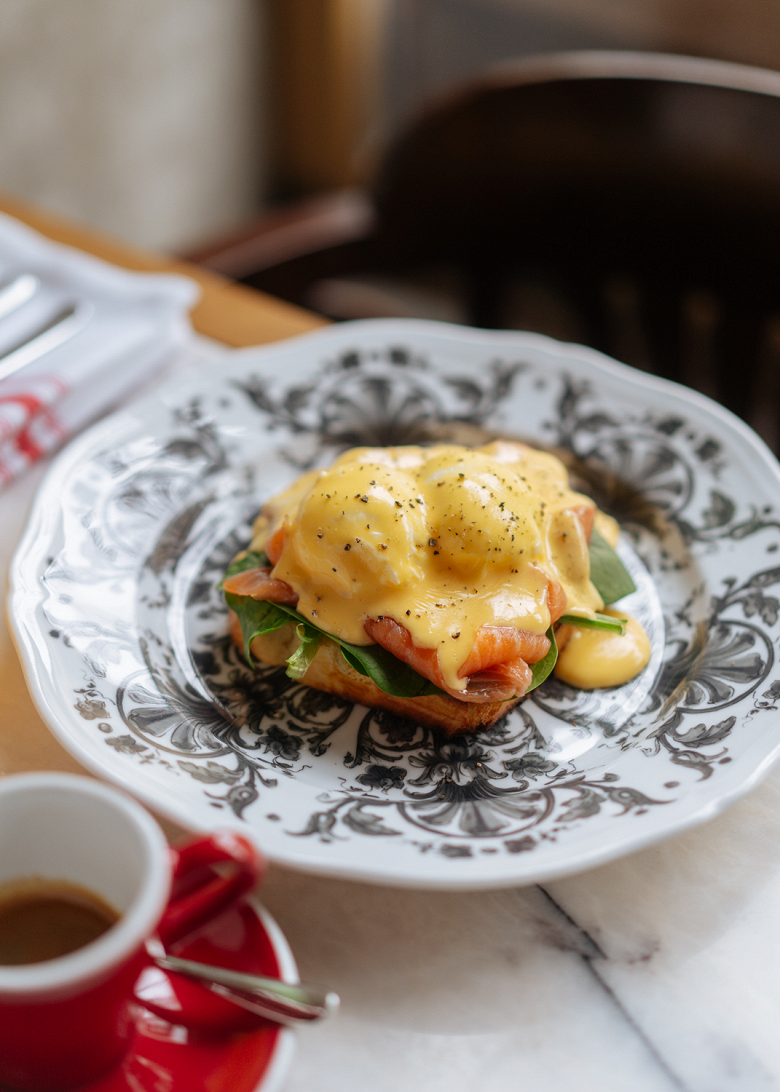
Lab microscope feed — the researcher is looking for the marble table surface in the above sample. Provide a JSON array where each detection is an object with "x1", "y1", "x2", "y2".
[{"x1": 3, "y1": 359, "x2": 780, "y2": 1092}]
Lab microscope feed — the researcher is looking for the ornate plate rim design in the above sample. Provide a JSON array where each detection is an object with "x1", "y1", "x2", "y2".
[{"x1": 9, "y1": 319, "x2": 780, "y2": 890}]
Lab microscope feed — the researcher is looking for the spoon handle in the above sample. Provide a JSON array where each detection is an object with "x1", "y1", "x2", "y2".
[{"x1": 155, "y1": 953, "x2": 339, "y2": 1026}]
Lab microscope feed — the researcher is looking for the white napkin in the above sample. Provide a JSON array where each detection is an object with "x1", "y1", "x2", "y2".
[{"x1": 0, "y1": 213, "x2": 199, "y2": 486}]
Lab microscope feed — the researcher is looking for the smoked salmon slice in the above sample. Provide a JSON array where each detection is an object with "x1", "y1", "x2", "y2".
[
  {"x1": 364, "y1": 616, "x2": 446, "y2": 686},
  {"x1": 546, "y1": 577, "x2": 568, "y2": 624},
  {"x1": 265, "y1": 523, "x2": 287, "y2": 566},
  {"x1": 222, "y1": 566, "x2": 299, "y2": 605},
  {"x1": 365, "y1": 617, "x2": 542, "y2": 703},
  {"x1": 464, "y1": 660, "x2": 532, "y2": 702},
  {"x1": 458, "y1": 625, "x2": 550, "y2": 676}
]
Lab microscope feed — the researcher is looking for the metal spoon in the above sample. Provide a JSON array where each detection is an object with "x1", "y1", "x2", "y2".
[{"x1": 152, "y1": 950, "x2": 340, "y2": 1026}]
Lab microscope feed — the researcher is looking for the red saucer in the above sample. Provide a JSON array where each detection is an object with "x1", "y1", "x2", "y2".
[{"x1": 83, "y1": 899, "x2": 295, "y2": 1092}]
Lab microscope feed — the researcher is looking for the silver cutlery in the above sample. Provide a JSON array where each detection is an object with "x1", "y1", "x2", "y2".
[
  {"x1": 152, "y1": 950, "x2": 340, "y2": 1026},
  {"x1": 0, "y1": 273, "x2": 39, "y2": 321},
  {"x1": 0, "y1": 300, "x2": 94, "y2": 384}
]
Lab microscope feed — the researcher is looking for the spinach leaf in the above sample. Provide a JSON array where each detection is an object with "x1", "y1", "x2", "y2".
[
  {"x1": 224, "y1": 592, "x2": 289, "y2": 663},
  {"x1": 338, "y1": 642, "x2": 442, "y2": 697},
  {"x1": 527, "y1": 626, "x2": 557, "y2": 692},
  {"x1": 559, "y1": 612, "x2": 627, "y2": 635},
  {"x1": 588, "y1": 528, "x2": 636, "y2": 604},
  {"x1": 286, "y1": 624, "x2": 324, "y2": 679}
]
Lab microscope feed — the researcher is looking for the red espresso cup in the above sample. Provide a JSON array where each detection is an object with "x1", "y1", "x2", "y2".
[{"x1": 0, "y1": 773, "x2": 264, "y2": 1091}]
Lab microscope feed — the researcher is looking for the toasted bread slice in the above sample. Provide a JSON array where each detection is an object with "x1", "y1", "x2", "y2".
[{"x1": 228, "y1": 611, "x2": 518, "y2": 737}]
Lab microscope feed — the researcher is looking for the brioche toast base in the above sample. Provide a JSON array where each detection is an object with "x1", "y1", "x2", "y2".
[{"x1": 228, "y1": 612, "x2": 519, "y2": 737}]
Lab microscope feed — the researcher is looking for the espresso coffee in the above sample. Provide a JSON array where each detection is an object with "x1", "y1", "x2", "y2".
[{"x1": 0, "y1": 878, "x2": 119, "y2": 965}]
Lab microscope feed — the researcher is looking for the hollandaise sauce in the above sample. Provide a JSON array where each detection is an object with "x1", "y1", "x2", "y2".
[{"x1": 242, "y1": 442, "x2": 650, "y2": 696}]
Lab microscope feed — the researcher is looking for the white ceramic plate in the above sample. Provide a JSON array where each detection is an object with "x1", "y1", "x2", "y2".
[{"x1": 10, "y1": 320, "x2": 780, "y2": 889}]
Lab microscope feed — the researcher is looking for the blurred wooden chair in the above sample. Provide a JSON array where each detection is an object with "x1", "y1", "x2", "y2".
[{"x1": 185, "y1": 51, "x2": 780, "y2": 450}]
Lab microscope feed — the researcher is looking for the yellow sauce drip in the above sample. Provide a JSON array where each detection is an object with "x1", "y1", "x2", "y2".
[
  {"x1": 251, "y1": 441, "x2": 626, "y2": 693},
  {"x1": 554, "y1": 609, "x2": 651, "y2": 689}
]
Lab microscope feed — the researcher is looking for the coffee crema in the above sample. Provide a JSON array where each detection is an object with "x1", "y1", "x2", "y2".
[{"x1": 0, "y1": 877, "x2": 119, "y2": 965}]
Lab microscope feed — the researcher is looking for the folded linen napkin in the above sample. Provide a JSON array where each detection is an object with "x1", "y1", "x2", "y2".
[{"x1": 0, "y1": 213, "x2": 199, "y2": 486}]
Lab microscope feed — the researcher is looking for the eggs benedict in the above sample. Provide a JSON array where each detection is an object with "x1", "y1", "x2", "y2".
[{"x1": 222, "y1": 441, "x2": 650, "y2": 736}]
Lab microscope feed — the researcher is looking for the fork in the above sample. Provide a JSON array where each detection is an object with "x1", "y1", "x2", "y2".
[{"x1": 0, "y1": 273, "x2": 93, "y2": 384}]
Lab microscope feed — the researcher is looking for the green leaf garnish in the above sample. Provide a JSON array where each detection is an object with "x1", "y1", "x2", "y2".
[
  {"x1": 559, "y1": 612, "x2": 627, "y2": 635},
  {"x1": 225, "y1": 592, "x2": 290, "y2": 663},
  {"x1": 527, "y1": 626, "x2": 558, "y2": 692},
  {"x1": 285, "y1": 624, "x2": 324, "y2": 679},
  {"x1": 588, "y1": 528, "x2": 636, "y2": 604}
]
